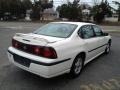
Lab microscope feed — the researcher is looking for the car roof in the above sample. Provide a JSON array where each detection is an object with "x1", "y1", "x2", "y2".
[{"x1": 51, "y1": 21, "x2": 96, "y2": 26}]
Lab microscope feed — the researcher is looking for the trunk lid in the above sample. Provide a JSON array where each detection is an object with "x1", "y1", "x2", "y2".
[{"x1": 13, "y1": 33, "x2": 65, "y2": 46}]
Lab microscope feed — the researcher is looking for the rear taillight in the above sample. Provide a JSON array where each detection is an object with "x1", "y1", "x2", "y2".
[
  {"x1": 42, "y1": 47, "x2": 57, "y2": 59},
  {"x1": 33, "y1": 46, "x2": 57, "y2": 59},
  {"x1": 12, "y1": 39, "x2": 57, "y2": 59},
  {"x1": 12, "y1": 39, "x2": 19, "y2": 48}
]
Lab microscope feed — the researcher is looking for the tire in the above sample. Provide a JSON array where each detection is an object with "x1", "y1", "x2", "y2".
[
  {"x1": 70, "y1": 55, "x2": 84, "y2": 78},
  {"x1": 105, "y1": 41, "x2": 111, "y2": 54}
]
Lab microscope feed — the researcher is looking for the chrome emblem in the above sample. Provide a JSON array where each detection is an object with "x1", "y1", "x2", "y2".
[{"x1": 23, "y1": 46, "x2": 27, "y2": 50}]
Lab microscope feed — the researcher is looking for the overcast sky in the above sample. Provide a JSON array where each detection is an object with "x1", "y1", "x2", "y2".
[
  {"x1": 53, "y1": 0, "x2": 120, "y2": 9},
  {"x1": 31, "y1": 0, "x2": 120, "y2": 9}
]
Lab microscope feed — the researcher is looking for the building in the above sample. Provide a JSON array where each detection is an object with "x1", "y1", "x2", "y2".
[
  {"x1": 81, "y1": 4, "x2": 91, "y2": 21},
  {"x1": 42, "y1": 8, "x2": 58, "y2": 20},
  {"x1": 41, "y1": 0, "x2": 49, "y2": 3}
]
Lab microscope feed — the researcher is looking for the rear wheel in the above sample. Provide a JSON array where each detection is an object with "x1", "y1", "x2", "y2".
[{"x1": 70, "y1": 55, "x2": 84, "y2": 78}]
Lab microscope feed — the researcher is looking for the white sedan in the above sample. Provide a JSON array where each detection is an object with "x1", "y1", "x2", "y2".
[{"x1": 7, "y1": 22, "x2": 111, "y2": 78}]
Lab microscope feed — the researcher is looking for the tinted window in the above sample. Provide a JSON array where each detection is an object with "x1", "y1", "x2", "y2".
[
  {"x1": 81, "y1": 25, "x2": 95, "y2": 39},
  {"x1": 33, "y1": 23, "x2": 77, "y2": 38},
  {"x1": 93, "y1": 25, "x2": 103, "y2": 36}
]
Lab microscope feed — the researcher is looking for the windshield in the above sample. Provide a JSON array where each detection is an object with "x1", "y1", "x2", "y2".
[{"x1": 33, "y1": 23, "x2": 78, "y2": 38}]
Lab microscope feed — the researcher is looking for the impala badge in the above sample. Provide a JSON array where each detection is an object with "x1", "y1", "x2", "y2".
[{"x1": 23, "y1": 46, "x2": 27, "y2": 50}]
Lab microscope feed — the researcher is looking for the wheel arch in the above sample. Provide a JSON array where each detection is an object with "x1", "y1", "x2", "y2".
[
  {"x1": 69, "y1": 51, "x2": 86, "y2": 77},
  {"x1": 74, "y1": 51, "x2": 86, "y2": 64},
  {"x1": 108, "y1": 39, "x2": 112, "y2": 46}
]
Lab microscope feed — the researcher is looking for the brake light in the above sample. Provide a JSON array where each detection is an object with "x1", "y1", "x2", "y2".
[
  {"x1": 12, "y1": 39, "x2": 19, "y2": 48},
  {"x1": 43, "y1": 47, "x2": 57, "y2": 59},
  {"x1": 33, "y1": 46, "x2": 57, "y2": 59}
]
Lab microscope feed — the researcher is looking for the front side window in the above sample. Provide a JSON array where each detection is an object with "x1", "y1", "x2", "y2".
[
  {"x1": 80, "y1": 25, "x2": 95, "y2": 39},
  {"x1": 93, "y1": 25, "x2": 103, "y2": 36},
  {"x1": 33, "y1": 23, "x2": 77, "y2": 38}
]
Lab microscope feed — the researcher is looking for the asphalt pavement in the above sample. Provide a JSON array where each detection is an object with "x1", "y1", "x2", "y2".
[{"x1": 0, "y1": 22, "x2": 120, "y2": 90}]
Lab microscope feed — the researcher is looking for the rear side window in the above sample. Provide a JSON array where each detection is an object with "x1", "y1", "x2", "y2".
[
  {"x1": 93, "y1": 25, "x2": 103, "y2": 36},
  {"x1": 80, "y1": 25, "x2": 95, "y2": 39}
]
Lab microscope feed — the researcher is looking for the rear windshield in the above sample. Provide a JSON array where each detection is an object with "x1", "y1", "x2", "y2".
[{"x1": 33, "y1": 23, "x2": 78, "y2": 38}]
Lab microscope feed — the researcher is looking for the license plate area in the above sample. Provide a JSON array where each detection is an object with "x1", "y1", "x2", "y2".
[{"x1": 13, "y1": 54, "x2": 31, "y2": 67}]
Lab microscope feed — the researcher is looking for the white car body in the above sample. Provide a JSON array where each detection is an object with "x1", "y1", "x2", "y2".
[{"x1": 7, "y1": 22, "x2": 111, "y2": 78}]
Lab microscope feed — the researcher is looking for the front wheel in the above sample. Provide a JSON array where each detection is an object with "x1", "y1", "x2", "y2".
[
  {"x1": 70, "y1": 55, "x2": 84, "y2": 78},
  {"x1": 105, "y1": 42, "x2": 111, "y2": 54}
]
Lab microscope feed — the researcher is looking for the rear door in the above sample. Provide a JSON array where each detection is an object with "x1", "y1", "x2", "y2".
[{"x1": 79, "y1": 25, "x2": 99, "y2": 61}]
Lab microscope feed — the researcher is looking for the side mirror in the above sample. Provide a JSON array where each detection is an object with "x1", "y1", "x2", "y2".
[{"x1": 103, "y1": 32, "x2": 109, "y2": 36}]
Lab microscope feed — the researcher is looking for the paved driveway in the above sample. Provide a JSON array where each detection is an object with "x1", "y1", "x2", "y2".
[{"x1": 0, "y1": 22, "x2": 120, "y2": 90}]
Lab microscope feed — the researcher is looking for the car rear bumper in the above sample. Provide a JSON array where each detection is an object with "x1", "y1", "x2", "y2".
[{"x1": 7, "y1": 47, "x2": 72, "y2": 78}]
